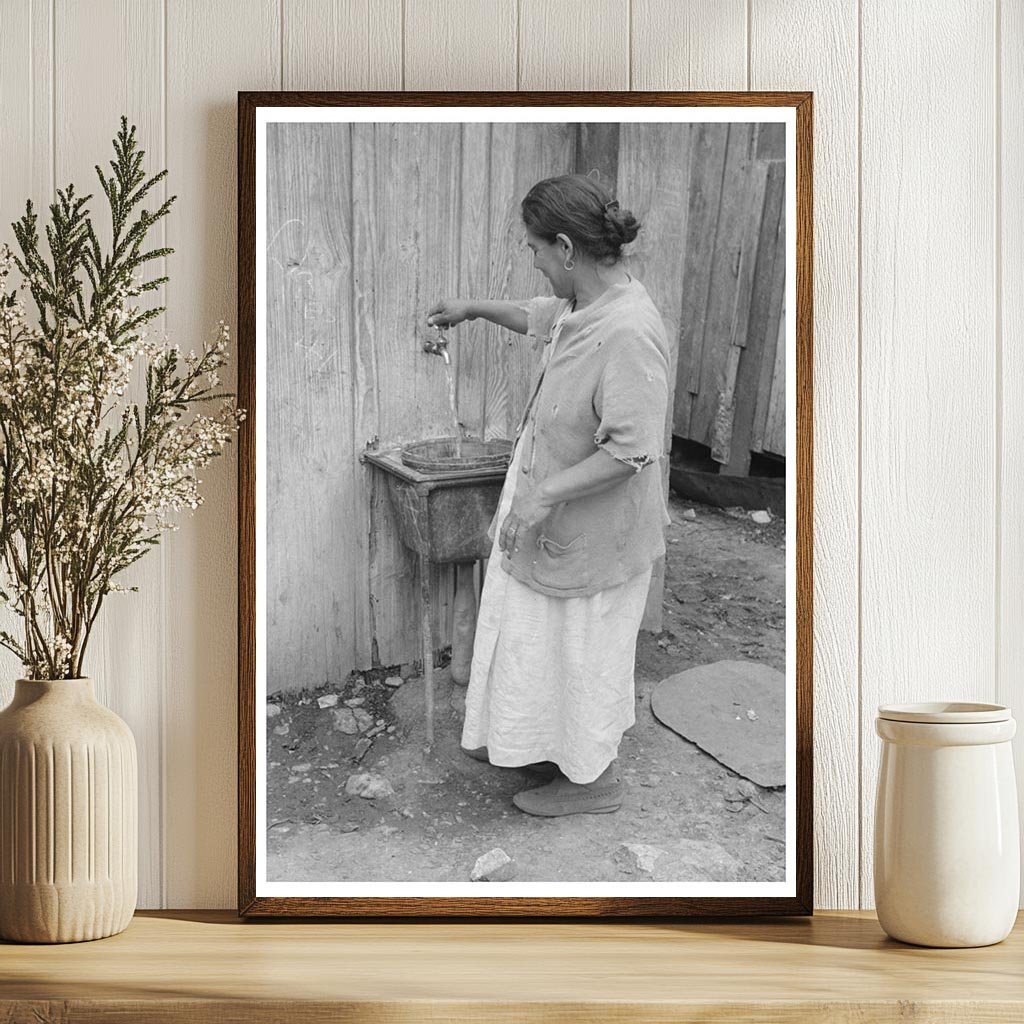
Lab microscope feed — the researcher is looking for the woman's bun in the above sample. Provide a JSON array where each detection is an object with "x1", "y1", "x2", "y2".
[{"x1": 604, "y1": 206, "x2": 640, "y2": 247}]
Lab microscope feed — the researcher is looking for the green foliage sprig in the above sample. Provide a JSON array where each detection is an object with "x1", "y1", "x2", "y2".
[{"x1": 0, "y1": 117, "x2": 244, "y2": 679}]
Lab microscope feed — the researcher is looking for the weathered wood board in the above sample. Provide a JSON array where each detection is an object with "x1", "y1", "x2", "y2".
[
  {"x1": 576, "y1": 122, "x2": 620, "y2": 184},
  {"x1": 724, "y1": 161, "x2": 786, "y2": 474},
  {"x1": 675, "y1": 124, "x2": 729, "y2": 431},
  {"x1": 689, "y1": 123, "x2": 757, "y2": 447},
  {"x1": 709, "y1": 160, "x2": 769, "y2": 466},
  {"x1": 455, "y1": 123, "x2": 492, "y2": 441},
  {"x1": 352, "y1": 122, "x2": 461, "y2": 667},
  {"x1": 670, "y1": 123, "x2": 786, "y2": 468},
  {"x1": 763, "y1": 303, "x2": 787, "y2": 457},
  {"x1": 617, "y1": 123, "x2": 693, "y2": 630},
  {"x1": 266, "y1": 123, "x2": 357, "y2": 688},
  {"x1": 751, "y1": 173, "x2": 788, "y2": 456}
]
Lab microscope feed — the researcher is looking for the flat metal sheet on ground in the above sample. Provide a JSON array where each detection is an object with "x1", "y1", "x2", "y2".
[{"x1": 651, "y1": 660, "x2": 786, "y2": 788}]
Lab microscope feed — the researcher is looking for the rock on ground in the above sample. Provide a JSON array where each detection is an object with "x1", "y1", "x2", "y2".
[
  {"x1": 353, "y1": 708, "x2": 375, "y2": 733},
  {"x1": 615, "y1": 838, "x2": 743, "y2": 882},
  {"x1": 669, "y1": 839, "x2": 743, "y2": 882},
  {"x1": 471, "y1": 847, "x2": 516, "y2": 882},
  {"x1": 615, "y1": 843, "x2": 666, "y2": 875},
  {"x1": 651, "y1": 661, "x2": 786, "y2": 787},
  {"x1": 332, "y1": 708, "x2": 359, "y2": 734},
  {"x1": 345, "y1": 773, "x2": 395, "y2": 799}
]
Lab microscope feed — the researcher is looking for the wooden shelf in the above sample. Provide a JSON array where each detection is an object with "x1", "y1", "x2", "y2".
[{"x1": 2, "y1": 910, "x2": 1022, "y2": 1022}]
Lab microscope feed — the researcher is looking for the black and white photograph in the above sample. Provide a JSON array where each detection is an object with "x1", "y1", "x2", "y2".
[{"x1": 242, "y1": 97, "x2": 808, "y2": 913}]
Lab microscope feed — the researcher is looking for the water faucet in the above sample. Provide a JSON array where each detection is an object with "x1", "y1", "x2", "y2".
[{"x1": 423, "y1": 324, "x2": 451, "y2": 364}]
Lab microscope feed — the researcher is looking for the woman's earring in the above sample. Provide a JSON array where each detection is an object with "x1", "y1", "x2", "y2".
[{"x1": 563, "y1": 257, "x2": 575, "y2": 271}]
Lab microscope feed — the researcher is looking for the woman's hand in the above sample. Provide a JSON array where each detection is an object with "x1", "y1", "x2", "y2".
[
  {"x1": 427, "y1": 299, "x2": 474, "y2": 328},
  {"x1": 498, "y1": 480, "x2": 554, "y2": 554},
  {"x1": 497, "y1": 450, "x2": 638, "y2": 554}
]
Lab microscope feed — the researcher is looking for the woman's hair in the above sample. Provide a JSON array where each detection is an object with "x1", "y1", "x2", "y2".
[{"x1": 520, "y1": 174, "x2": 641, "y2": 265}]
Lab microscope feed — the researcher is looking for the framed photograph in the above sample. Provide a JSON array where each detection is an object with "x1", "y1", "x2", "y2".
[{"x1": 238, "y1": 91, "x2": 812, "y2": 917}]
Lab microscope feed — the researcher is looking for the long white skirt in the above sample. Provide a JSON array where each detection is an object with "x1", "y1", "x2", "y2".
[{"x1": 460, "y1": 438, "x2": 653, "y2": 784}]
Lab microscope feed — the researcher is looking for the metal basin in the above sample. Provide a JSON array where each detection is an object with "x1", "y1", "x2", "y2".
[
  {"x1": 363, "y1": 440, "x2": 512, "y2": 563},
  {"x1": 400, "y1": 437, "x2": 513, "y2": 475}
]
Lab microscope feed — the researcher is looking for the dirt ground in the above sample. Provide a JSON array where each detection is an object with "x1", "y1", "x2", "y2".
[{"x1": 266, "y1": 490, "x2": 787, "y2": 884}]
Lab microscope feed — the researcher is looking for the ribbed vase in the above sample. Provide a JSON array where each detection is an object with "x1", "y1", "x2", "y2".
[{"x1": 0, "y1": 678, "x2": 137, "y2": 943}]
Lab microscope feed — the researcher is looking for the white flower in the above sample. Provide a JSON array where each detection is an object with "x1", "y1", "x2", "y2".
[{"x1": 0, "y1": 265, "x2": 242, "y2": 674}]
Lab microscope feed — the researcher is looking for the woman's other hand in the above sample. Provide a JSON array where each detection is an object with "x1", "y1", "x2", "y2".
[
  {"x1": 498, "y1": 481, "x2": 553, "y2": 554},
  {"x1": 427, "y1": 299, "x2": 474, "y2": 328}
]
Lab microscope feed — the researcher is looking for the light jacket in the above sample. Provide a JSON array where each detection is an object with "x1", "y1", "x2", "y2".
[{"x1": 492, "y1": 276, "x2": 672, "y2": 598}]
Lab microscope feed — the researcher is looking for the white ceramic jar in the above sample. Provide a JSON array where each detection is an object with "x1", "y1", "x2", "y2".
[{"x1": 874, "y1": 702, "x2": 1019, "y2": 947}]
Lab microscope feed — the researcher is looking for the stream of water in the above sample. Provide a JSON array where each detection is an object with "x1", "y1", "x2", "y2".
[{"x1": 443, "y1": 359, "x2": 462, "y2": 459}]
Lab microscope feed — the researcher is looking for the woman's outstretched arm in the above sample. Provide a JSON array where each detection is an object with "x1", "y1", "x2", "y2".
[{"x1": 427, "y1": 298, "x2": 528, "y2": 335}]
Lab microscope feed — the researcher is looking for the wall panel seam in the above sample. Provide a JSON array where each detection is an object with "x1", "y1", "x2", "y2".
[
  {"x1": 994, "y1": 0, "x2": 1003, "y2": 706},
  {"x1": 49, "y1": 0, "x2": 54, "y2": 197},
  {"x1": 29, "y1": 0, "x2": 34, "y2": 183},
  {"x1": 746, "y1": 0, "x2": 752, "y2": 89},
  {"x1": 855, "y1": 0, "x2": 864, "y2": 910},
  {"x1": 159, "y1": 0, "x2": 169, "y2": 910},
  {"x1": 627, "y1": 0, "x2": 632, "y2": 91},
  {"x1": 515, "y1": 0, "x2": 521, "y2": 91}
]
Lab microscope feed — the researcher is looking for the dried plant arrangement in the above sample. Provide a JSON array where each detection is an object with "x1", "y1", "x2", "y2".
[{"x1": 0, "y1": 117, "x2": 243, "y2": 679}]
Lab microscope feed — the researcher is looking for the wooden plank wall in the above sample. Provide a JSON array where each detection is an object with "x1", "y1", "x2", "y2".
[
  {"x1": 267, "y1": 123, "x2": 587, "y2": 689},
  {"x1": 162, "y1": 0, "x2": 281, "y2": 914},
  {"x1": 0, "y1": 0, "x2": 1016, "y2": 912},
  {"x1": 270, "y1": 116, "x2": 795, "y2": 686},
  {"x1": 672, "y1": 122, "x2": 787, "y2": 472},
  {"x1": 52, "y1": 0, "x2": 168, "y2": 912},
  {"x1": 268, "y1": 123, "x2": 741, "y2": 692},
  {"x1": 750, "y1": 0, "x2": 859, "y2": 911},
  {"x1": 857, "y1": 0, "x2": 997, "y2": 910}
]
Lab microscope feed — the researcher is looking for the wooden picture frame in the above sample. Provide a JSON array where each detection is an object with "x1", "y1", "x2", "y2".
[{"x1": 238, "y1": 91, "x2": 813, "y2": 917}]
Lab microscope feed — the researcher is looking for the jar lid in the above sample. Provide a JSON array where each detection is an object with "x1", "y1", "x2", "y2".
[{"x1": 877, "y1": 701, "x2": 1011, "y2": 724}]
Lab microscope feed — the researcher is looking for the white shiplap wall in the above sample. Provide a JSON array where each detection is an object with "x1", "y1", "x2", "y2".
[{"x1": 0, "y1": 0, "x2": 1017, "y2": 911}]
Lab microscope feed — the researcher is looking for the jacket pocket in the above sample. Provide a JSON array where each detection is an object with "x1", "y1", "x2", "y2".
[
  {"x1": 531, "y1": 524, "x2": 591, "y2": 590},
  {"x1": 537, "y1": 532, "x2": 586, "y2": 556}
]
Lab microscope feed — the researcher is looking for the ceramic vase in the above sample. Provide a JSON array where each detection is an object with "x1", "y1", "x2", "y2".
[
  {"x1": 874, "y1": 702, "x2": 1019, "y2": 948},
  {"x1": 0, "y1": 678, "x2": 137, "y2": 943}
]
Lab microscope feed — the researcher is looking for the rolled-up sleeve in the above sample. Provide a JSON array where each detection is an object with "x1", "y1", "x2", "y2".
[
  {"x1": 593, "y1": 334, "x2": 670, "y2": 471},
  {"x1": 525, "y1": 296, "x2": 570, "y2": 344}
]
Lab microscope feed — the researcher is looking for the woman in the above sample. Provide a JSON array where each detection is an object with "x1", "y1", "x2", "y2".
[{"x1": 426, "y1": 174, "x2": 671, "y2": 817}]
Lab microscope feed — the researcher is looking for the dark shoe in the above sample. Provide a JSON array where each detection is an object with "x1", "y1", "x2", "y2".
[
  {"x1": 463, "y1": 746, "x2": 558, "y2": 777},
  {"x1": 512, "y1": 764, "x2": 623, "y2": 817}
]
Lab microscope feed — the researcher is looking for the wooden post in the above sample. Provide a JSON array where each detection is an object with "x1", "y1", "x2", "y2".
[
  {"x1": 419, "y1": 552, "x2": 434, "y2": 749},
  {"x1": 450, "y1": 561, "x2": 478, "y2": 686}
]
